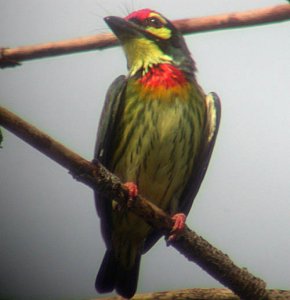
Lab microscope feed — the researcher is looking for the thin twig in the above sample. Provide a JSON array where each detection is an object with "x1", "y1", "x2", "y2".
[
  {"x1": 0, "y1": 4, "x2": 289, "y2": 68},
  {"x1": 0, "y1": 106, "x2": 270, "y2": 300}
]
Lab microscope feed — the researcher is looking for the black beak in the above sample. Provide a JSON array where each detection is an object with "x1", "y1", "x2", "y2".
[{"x1": 104, "y1": 16, "x2": 145, "y2": 42}]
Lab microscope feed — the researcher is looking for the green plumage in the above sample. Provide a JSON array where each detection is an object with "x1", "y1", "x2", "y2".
[
  {"x1": 94, "y1": 9, "x2": 221, "y2": 299},
  {"x1": 111, "y1": 77, "x2": 206, "y2": 269}
]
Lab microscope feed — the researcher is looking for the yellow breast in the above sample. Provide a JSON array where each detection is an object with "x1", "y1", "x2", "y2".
[{"x1": 110, "y1": 78, "x2": 206, "y2": 243}]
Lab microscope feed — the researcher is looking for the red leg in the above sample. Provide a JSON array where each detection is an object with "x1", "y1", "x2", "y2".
[
  {"x1": 113, "y1": 182, "x2": 138, "y2": 210},
  {"x1": 123, "y1": 182, "x2": 138, "y2": 207},
  {"x1": 123, "y1": 182, "x2": 138, "y2": 197},
  {"x1": 168, "y1": 213, "x2": 186, "y2": 241}
]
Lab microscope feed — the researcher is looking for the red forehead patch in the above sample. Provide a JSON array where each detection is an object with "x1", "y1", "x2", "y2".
[{"x1": 125, "y1": 8, "x2": 156, "y2": 21}]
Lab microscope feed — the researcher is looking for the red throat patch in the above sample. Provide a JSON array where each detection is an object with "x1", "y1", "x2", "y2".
[{"x1": 139, "y1": 63, "x2": 187, "y2": 89}]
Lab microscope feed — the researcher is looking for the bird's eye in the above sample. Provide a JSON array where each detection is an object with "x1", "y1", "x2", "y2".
[{"x1": 145, "y1": 17, "x2": 164, "y2": 28}]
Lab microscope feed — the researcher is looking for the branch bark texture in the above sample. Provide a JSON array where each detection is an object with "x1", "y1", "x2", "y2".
[
  {"x1": 0, "y1": 106, "x2": 271, "y2": 299},
  {"x1": 0, "y1": 4, "x2": 289, "y2": 68},
  {"x1": 94, "y1": 288, "x2": 290, "y2": 300}
]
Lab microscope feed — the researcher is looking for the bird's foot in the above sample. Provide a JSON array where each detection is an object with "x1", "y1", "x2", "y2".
[
  {"x1": 123, "y1": 182, "x2": 138, "y2": 208},
  {"x1": 168, "y1": 213, "x2": 186, "y2": 242}
]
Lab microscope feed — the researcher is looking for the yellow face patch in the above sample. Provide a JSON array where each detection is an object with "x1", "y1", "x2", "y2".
[
  {"x1": 146, "y1": 12, "x2": 171, "y2": 39},
  {"x1": 146, "y1": 26, "x2": 171, "y2": 39}
]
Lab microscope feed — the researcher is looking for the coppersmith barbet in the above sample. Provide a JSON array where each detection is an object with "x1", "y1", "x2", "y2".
[{"x1": 94, "y1": 8, "x2": 221, "y2": 299}]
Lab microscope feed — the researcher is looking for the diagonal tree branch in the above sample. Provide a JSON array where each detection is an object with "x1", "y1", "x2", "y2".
[
  {"x1": 0, "y1": 105, "x2": 271, "y2": 300},
  {"x1": 1, "y1": 5, "x2": 289, "y2": 298},
  {"x1": 0, "y1": 4, "x2": 290, "y2": 68}
]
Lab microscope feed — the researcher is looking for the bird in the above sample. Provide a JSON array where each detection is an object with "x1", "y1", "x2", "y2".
[{"x1": 93, "y1": 8, "x2": 221, "y2": 299}]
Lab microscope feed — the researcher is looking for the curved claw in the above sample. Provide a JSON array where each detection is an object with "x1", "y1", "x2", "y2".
[
  {"x1": 168, "y1": 213, "x2": 186, "y2": 242},
  {"x1": 123, "y1": 182, "x2": 138, "y2": 207},
  {"x1": 124, "y1": 182, "x2": 138, "y2": 197}
]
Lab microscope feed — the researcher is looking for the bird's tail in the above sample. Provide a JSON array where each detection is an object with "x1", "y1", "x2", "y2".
[{"x1": 96, "y1": 248, "x2": 141, "y2": 299}]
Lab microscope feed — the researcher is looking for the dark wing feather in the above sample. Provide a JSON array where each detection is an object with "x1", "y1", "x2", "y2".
[
  {"x1": 94, "y1": 75, "x2": 127, "y2": 248},
  {"x1": 143, "y1": 92, "x2": 221, "y2": 253},
  {"x1": 179, "y1": 92, "x2": 221, "y2": 214},
  {"x1": 94, "y1": 75, "x2": 127, "y2": 165}
]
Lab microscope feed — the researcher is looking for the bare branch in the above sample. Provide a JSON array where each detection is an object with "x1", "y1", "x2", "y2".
[
  {"x1": 174, "y1": 4, "x2": 290, "y2": 34},
  {"x1": 0, "y1": 4, "x2": 289, "y2": 68},
  {"x1": 0, "y1": 106, "x2": 271, "y2": 299},
  {"x1": 93, "y1": 288, "x2": 290, "y2": 300}
]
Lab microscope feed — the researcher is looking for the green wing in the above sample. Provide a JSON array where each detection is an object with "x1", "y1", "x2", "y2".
[
  {"x1": 143, "y1": 92, "x2": 221, "y2": 252},
  {"x1": 94, "y1": 75, "x2": 127, "y2": 165},
  {"x1": 94, "y1": 75, "x2": 127, "y2": 248},
  {"x1": 179, "y1": 92, "x2": 221, "y2": 214}
]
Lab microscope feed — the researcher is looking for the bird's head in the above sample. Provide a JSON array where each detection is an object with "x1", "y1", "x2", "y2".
[{"x1": 104, "y1": 9, "x2": 196, "y2": 77}]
